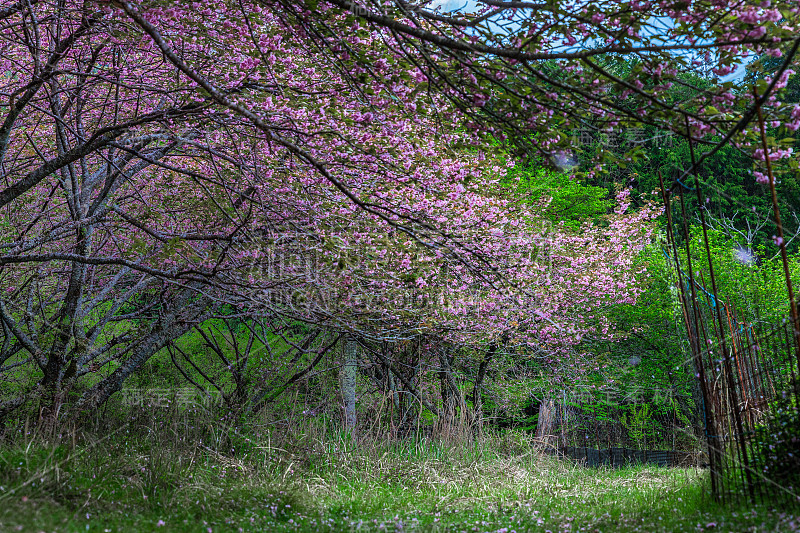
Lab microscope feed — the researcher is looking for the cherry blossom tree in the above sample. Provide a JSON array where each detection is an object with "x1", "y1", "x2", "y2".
[
  {"x1": 1, "y1": 0, "x2": 793, "y2": 428},
  {"x1": 0, "y1": 0, "x2": 523, "y2": 424}
]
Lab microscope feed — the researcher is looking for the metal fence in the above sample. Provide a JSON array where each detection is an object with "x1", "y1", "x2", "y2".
[
  {"x1": 680, "y1": 295, "x2": 800, "y2": 507},
  {"x1": 660, "y1": 171, "x2": 800, "y2": 507},
  {"x1": 533, "y1": 389, "x2": 699, "y2": 468}
]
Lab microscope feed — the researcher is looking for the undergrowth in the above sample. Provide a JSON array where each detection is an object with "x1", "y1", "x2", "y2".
[{"x1": 0, "y1": 404, "x2": 798, "y2": 532}]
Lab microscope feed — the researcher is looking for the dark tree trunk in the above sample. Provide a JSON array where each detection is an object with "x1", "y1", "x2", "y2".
[
  {"x1": 470, "y1": 343, "x2": 495, "y2": 433},
  {"x1": 438, "y1": 351, "x2": 455, "y2": 424},
  {"x1": 39, "y1": 226, "x2": 93, "y2": 430}
]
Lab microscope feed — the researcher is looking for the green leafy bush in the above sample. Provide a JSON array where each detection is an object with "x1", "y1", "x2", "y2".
[{"x1": 752, "y1": 378, "x2": 800, "y2": 488}]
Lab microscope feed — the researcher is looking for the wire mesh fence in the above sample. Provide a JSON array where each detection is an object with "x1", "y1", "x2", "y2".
[
  {"x1": 658, "y1": 183, "x2": 800, "y2": 507},
  {"x1": 533, "y1": 388, "x2": 700, "y2": 468},
  {"x1": 533, "y1": 310, "x2": 800, "y2": 508},
  {"x1": 655, "y1": 126, "x2": 800, "y2": 508},
  {"x1": 682, "y1": 296, "x2": 800, "y2": 508}
]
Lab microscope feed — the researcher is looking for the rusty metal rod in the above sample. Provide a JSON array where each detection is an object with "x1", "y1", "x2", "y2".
[
  {"x1": 686, "y1": 115, "x2": 754, "y2": 501},
  {"x1": 754, "y1": 91, "x2": 800, "y2": 388}
]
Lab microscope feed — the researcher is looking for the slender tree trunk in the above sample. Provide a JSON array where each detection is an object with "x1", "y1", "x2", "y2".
[
  {"x1": 388, "y1": 370, "x2": 400, "y2": 411},
  {"x1": 341, "y1": 336, "x2": 358, "y2": 431},
  {"x1": 471, "y1": 343, "x2": 495, "y2": 433},
  {"x1": 387, "y1": 369, "x2": 400, "y2": 435},
  {"x1": 39, "y1": 226, "x2": 93, "y2": 430},
  {"x1": 438, "y1": 351, "x2": 454, "y2": 425}
]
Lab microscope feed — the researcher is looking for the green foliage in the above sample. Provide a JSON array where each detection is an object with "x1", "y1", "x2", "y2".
[
  {"x1": 751, "y1": 379, "x2": 800, "y2": 489},
  {"x1": 620, "y1": 403, "x2": 654, "y2": 444},
  {"x1": 504, "y1": 162, "x2": 611, "y2": 229},
  {"x1": 584, "y1": 243, "x2": 696, "y2": 404},
  {"x1": 677, "y1": 225, "x2": 796, "y2": 322},
  {"x1": 595, "y1": 224, "x2": 800, "y2": 407}
]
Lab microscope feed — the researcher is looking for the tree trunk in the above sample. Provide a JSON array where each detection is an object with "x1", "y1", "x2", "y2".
[
  {"x1": 39, "y1": 226, "x2": 93, "y2": 430},
  {"x1": 438, "y1": 351, "x2": 455, "y2": 425},
  {"x1": 77, "y1": 289, "x2": 213, "y2": 410},
  {"x1": 535, "y1": 399, "x2": 559, "y2": 450},
  {"x1": 341, "y1": 336, "x2": 358, "y2": 431},
  {"x1": 471, "y1": 343, "x2": 495, "y2": 433}
]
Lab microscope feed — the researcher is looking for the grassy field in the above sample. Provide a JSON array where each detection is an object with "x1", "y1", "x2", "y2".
[{"x1": 1, "y1": 412, "x2": 798, "y2": 533}]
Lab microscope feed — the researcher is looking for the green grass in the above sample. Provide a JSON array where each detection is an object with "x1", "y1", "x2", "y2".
[{"x1": 0, "y1": 417, "x2": 798, "y2": 532}]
